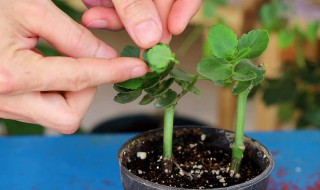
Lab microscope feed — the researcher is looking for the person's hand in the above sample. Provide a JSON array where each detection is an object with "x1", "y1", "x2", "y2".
[
  {"x1": 81, "y1": 0, "x2": 202, "y2": 49},
  {"x1": 0, "y1": 0, "x2": 148, "y2": 134}
]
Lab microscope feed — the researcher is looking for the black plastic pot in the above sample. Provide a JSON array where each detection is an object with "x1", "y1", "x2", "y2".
[{"x1": 118, "y1": 126, "x2": 274, "y2": 190}]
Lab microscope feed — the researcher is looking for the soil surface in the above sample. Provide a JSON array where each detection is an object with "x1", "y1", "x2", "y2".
[{"x1": 122, "y1": 128, "x2": 264, "y2": 189}]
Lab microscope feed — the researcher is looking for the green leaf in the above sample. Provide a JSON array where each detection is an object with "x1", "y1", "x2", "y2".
[
  {"x1": 208, "y1": 24, "x2": 238, "y2": 58},
  {"x1": 114, "y1": 89, "x2": 142, "y2": 104},
  {"x1": 306, "y1": 21, "x2": 320, "y2": 42},
  {"x1": 113, "y1": 85, "x2": 133, "y2": 93},
  {"x1": 120, "y1": 45, "x2": 140, "y2": 58},
  {"x1": 115, "y1": 78, "x2": 143, "y2": 90},
  {"x1": 197, "y1": 57, "x2": 232, "y2": 82},
  {"x1": 232, "y1": 71, "x2": 257, "y2": 81},
  {"x1": 238, "y1": 29, "x2": 269, "y2": 59},
  {"x1": 235, "y1": 60, "x2": 266, "y2": 86},
  {"x1": 214, "y1": 79, "x2": 232, "y2": 87},
  {"x1": 278, "y1": 29, "x2": 295, "y2": 49},
  {"x1": 148, "y1": 78, "x2": 174, "y2": 97},
  {"x1": 237, "y1": 47, "x2": 250, "y2": 59},
  {"x1": 147, "y1": 43, "x2": 176, "y2": 73},
  {"x1": 170, "y1": 68, "x2": 194, "y2": 81},
  {"x1": 175, "y1": 80, "x2": 200, "y2": 95},
  {"x1": 232, "y1": 81, "x2": 252, "y2": 95},
  {"x1": 155, "y1": 89, "x2": 177, "y2": 109},
  {"x1": 139, "y1": 94, "x2": 155, "y2": 105},
  {"x1": 159, "y1": 62, "x2": 175, "y2": 79},
  {"x1": 141, "y1": 74, "x2": 160, "y2": 89}
]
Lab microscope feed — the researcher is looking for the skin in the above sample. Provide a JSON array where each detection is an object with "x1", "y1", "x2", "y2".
[
  {"x1": 81, "y1": 0, "x2": 202, "y2": 48},
  {"x1": 0, "y1": 0, "x2": 201, "y2": 134},
  {"x1": 0, "y1": 0, "x2": 148, "y2": 134}
]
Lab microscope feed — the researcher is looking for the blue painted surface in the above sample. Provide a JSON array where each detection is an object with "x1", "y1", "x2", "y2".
[{"x1": 0, "y1": 130, "x2": 319, "y2": 190}]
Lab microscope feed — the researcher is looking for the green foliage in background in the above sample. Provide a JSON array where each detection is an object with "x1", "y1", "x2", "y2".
[{"x1": 258, "y1": 0, "x2": 320, "y2": 129}]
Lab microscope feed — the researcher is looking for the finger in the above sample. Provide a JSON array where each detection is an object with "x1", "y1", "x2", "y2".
[
  {"x1": 153, "y1": 0, "x2": 174, "y2": 43},
  {"x1": 0, "y1": 91, "x2": 94, "y2": 134},
  {"x1": 27, "y1": 1, "x2": 117, "y2": 59},
  {"x1": 1, "y1": 52, "x2": 148, "y2": 94},
  {"x1": 82, "y1": 0, "x2": 114, "y2": 8},
  {"x1": 168, "y1": 0, "x2": 202, "y2": 35},
  {"x1": 82, "y1": 7, "x2": 123, "y2": 30},
  {"x1": 112, "y1": 0, "x2": 162, "y2": 49}
]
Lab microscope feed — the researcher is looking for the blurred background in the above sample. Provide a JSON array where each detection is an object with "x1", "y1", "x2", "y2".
[{"x1": 0, "y1": 0, "x2": 319, "y2": 135}]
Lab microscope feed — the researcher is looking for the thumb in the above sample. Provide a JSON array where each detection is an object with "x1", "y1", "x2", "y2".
[{"x1": 112, "y1": 0, "x2": 163, "y2": 49}]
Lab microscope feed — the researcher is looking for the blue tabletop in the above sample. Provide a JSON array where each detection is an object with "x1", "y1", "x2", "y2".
[{"x1": 0, "y1": 130, "x2": 319, "y2": 190}]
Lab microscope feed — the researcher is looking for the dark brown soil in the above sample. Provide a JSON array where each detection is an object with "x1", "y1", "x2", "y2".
[{"x1": 122, "y1": 128, "x2": 264, "y2": 189}]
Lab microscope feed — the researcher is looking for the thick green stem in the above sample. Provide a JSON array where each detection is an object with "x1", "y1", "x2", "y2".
[
  {"x1": 163, "y1": 105, "x2": 175, "y2": 159},
  {"x1": 231, "y1": 91, "x2": 249, "y2": 174}
]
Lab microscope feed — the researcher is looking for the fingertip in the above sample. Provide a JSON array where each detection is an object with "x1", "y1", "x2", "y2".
[
  {"x1": 168, "y1": 0, "x2": 201, "y2": 35},
  {"x1": 130, "y1": 66, "x2": 147, "y2": 78},
  {"x1": 96, "y1": 41, "x2": 118, "y2": 58}
]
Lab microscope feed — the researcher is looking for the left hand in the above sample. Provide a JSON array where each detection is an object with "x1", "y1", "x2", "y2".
[{"x1": 81, "y1": 0, "x2": 202, "y2": 49}]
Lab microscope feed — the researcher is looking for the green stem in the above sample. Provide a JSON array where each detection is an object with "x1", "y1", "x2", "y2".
[
  {"x1": 231, "y1": 91, "x2": 249, "y2": 174},
  {"x1": 163, "y1": 105, "x2": 175, "y2": 159}
]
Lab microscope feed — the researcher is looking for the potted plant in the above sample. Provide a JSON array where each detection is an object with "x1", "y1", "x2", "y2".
[{"x1": 115, "y1": 24, "x2": 274, "y2": 189}]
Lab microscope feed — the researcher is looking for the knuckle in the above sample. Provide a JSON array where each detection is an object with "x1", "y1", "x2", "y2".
[
  {"x1": 70, "y1": 70, "x2": 91, "y2": 91},
  {"x1": 56, "y1": 113, "x2": 82, "y2": 134},
  {"x1": 121, "y1": 0, "x2": 148, "y2": 18},
  {"x1": 0, "y1": 69, "x2": 16, "y2": 94}
]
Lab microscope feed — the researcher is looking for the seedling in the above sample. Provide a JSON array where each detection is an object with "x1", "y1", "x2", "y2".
[{"x1": 114, "y1": 24, "x2": 269, "y2": 175}]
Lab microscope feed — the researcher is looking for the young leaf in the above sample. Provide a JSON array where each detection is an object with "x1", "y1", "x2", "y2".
[
  {"x1": 208, "y1": 24, "x2": 238, "y2": 58},
  {"x1": 237, "y1": 47, "x2": 250, "y2": 59},
  {"x1": 154, "y1": 89, "x2": 177, "y2": 109},
  {"x1": 114, "y1": 89, "x2": 142, "y2": 104},
  {"x1": 232, "y1": 71, "x2": 257, "y2": 81},
  {"x1": 139, "y1": 94, "x2": 155, "y2": 105},
  {"x1": 147, "y1": 43, "x2": 177, "y2": 73},
  {"x1": 115, "y1": 78, "x2": 143, "y2": 90},
  {"x1": 197, "y1": 57, "x2": 232, "y2": 81},
  {"x1": 235, "y1": 60, "x2": 266, "y2": 86},
  {"x1": 170, "y1": 68, "x2": 194, "y2": 81},
  {"x1": 120, "y1": 45, "x2": 140, "y2": 58},
  {"x1": 278, "y1": 29, "x2": 295, "y2": 49},
  {"x1": 238, "y1": 29, "x2": 269, "y2": 59},
  {"x1": 232, "y1": 81, "x2": 252, "y2": 95}
]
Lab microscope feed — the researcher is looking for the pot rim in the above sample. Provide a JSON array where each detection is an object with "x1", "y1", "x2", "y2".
[{"x1": 118, "y1": 126, "x2": 274, "y2": 190}]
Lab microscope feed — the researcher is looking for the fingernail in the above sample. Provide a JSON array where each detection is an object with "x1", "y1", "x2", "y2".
[
  {"x1": 87, "y1": 20, "x2": 108, "y2": 28},
  {"x1": 131, "y1": 66, "x2": 147, "y2": 78},
  {"x1": 133, "y1": 20, "x2": 161, "y2": 46}
]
